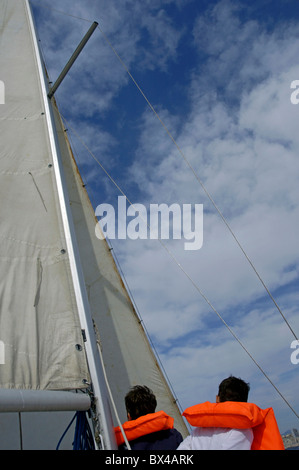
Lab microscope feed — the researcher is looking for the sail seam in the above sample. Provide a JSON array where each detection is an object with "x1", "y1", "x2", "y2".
[
  {"x1": 0, "y1": 234, "x2": 62, "y2": 251},
  {"x1": 34, "y1": 257, "x2": 43, "y2": 307},
  {"x1": 29, "y1": 171, "x2": 48, "y2": 212}
]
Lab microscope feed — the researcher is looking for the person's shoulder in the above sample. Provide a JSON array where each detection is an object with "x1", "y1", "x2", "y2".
[
  {"x1": 171, "y1": 427, "x2": 183, "y2": 437},
  {"x1": 169, "y1": 427, "x2": 183, "y2": 444},
  {"x1": 130, "y1": 428, "x2": 183, "y2": 450}
]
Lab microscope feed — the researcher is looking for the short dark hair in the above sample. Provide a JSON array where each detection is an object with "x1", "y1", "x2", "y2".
[
  {"x1": 218, "y1": 376, "x2": 250, "y2": 402},
  {"x1": 125, "y1": 385, "x2": 157, "y2": 420}
]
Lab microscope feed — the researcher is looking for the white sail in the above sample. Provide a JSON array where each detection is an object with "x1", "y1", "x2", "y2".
[
  {"x1": 0, "y1": 0, "x2": 188, "y2": 448},
  {"x1": 0, "y1": 0, "x2": 90, "y2": 391},
  {"x1": 54, "y1": 106, "x2": 188, "y2": 434}
]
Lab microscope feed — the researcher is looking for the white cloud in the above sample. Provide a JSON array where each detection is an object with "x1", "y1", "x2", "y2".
[
  {"x1": 32, "y1": 0, "x2": 299, "y2": 432},
  {"x1": 33, "y1": 0, "x2": 183, "y2": 118},
  {"x1": 110, "y1": 1, "x2": 299, "y2": 430}
]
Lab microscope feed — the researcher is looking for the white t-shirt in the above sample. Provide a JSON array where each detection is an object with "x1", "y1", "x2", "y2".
[{"x1": 177, "y1": 427, "x2": 254, "y2": 450}]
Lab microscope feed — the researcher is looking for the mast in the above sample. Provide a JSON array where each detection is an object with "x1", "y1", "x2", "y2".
[
  {"x1": 0, "y1": 0, "x2": 188, "y2": 448},
  {"x1": 25, "y1": 0, "x2": 117, "y2": 449}
]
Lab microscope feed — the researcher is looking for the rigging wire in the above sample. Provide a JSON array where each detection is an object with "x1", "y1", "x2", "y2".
[
  {"x1": 59, "y1": 111, "x2": 299, "y2": 422},
  {"x1": 108, "y1": 241, "x2": 189, "y2": 416},
  {"x1": 94, "y1": 25, "x2": 298, "y2": 343},
  {"x1": 61, "y1": 117, "x2": 191, "y2": 432}
]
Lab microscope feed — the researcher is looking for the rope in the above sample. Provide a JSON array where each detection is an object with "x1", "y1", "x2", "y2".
[
  {"x1": 56, "y1": 412, "x2": 76, "y2": 450},
  {"x1": 56, "y1": 411, "x2": 95, "y2": 450},
  {"x1": 18, "y1": 412, "x2": 23, "y2": 451},
  {"x1": 93, "y1": 322, "x2": 132, "y2": 450},
  {"x1": 108, "y1": 241, "x2": 191, "y2": 429},
  {"x1": 73, "y1": 411, "x2": 95, "y2": 450}
]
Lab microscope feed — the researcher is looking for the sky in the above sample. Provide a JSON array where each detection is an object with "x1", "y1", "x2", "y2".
[{"x1": 23, "y1": 0, "x2": 299, "y2": 441}]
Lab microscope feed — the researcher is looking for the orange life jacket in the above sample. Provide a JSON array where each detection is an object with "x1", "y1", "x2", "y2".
[
  {"x1": 114, "y1": 410, "x2": 174, "y2": 446},
  {"x1": 182, "y1": 401, "x2": 284, "y2": 450}
]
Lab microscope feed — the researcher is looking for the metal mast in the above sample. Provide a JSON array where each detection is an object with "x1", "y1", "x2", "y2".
[{"x1": 25, "y1": 0, "x2": 117, "y2": 449}]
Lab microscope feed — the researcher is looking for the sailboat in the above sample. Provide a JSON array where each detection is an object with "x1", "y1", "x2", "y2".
[{"x1": 0, "y1": 0, "x2": 188, "y2": 449}]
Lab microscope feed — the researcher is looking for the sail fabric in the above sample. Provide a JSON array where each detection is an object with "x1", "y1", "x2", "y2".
[
  {"x1": 0, "y1": 0, "x2": 187, "y2": 437},
  {"x1": 0, "y1": 0, "x2": 90, "y2": 390},
  {"x1": 53, "y1": 107, "x2": 188, "y2": 436}
]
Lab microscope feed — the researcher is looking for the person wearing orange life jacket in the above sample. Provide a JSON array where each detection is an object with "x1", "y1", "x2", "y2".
[
  {"x1": 114, "y1": 385, "x2": 183, "y2": 450},
  {"x1": 177, "y1": 376, "x2": 284, "y2": 450}
]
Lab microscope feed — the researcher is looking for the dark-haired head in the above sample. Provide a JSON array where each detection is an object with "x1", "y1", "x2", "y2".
[
  {"x1": 125, "y1": 385, "x2": 157, "y2": 420},
  {"x1": 217, "y1": 376, "x2": 250, "y2": 403}
]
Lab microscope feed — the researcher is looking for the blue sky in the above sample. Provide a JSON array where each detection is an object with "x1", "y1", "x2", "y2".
[{"x1": 31, "y1": 0, "x2": 299, "y2": 434}]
